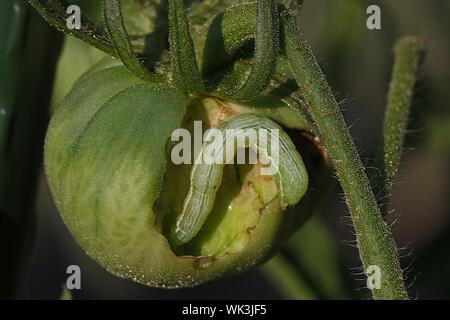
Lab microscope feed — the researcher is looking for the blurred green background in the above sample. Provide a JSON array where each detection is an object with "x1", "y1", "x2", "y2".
[{"x1": 13, "y1": 0, "x2": 450, "y2": 299}]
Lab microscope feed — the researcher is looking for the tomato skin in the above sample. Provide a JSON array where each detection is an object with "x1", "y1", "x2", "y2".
[{"x1": 45, "y1": 62, "x2": 323, "y2": 287}]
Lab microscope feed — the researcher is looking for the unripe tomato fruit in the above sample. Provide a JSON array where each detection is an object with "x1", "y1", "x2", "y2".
[{"x1": 45, "y1": 60, "x2": 329, "y2": 288}]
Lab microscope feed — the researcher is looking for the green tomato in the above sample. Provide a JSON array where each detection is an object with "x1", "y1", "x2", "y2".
[{"x1": 44, "y1": 61, "x2": 329, "y2": 288}]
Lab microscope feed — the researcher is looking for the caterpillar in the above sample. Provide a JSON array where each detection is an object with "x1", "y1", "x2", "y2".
[{"x1": 171, "y1": 113, "x2": 309, "y2": 245}]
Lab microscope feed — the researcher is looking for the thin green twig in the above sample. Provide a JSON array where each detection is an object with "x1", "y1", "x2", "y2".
[
  {"x1": 280, "y1": 10, "x2": 408, "y2": 299},
  {"x1": 375, "y1": 36, "x2": 422, "y2": 217}
]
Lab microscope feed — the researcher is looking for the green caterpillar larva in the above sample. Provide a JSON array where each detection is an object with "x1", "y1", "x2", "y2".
[{"x1": 171, "y1": 113, "x2": 309, "y2": 245}]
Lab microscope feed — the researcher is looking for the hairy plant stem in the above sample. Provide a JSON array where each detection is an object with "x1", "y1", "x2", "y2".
[
  {"x1": 280, "y1": 12, "x2": 408, "y2": 299},
  {"x1": 375, "y1": 36, "x2": 422, "y2": 217}
]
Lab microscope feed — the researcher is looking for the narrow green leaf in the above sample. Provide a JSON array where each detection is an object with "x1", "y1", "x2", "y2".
[
  {"x1": 283, "y1": 216, "x2": 354, "y2": 299},
  {"x1": 168, "y1": 0, "x2": 204, "y2": 94},
  {"x1": 28, "y1": 0, "x2": 115, "y2": 56},
  {"x1": 221, "y1": 0, "x2": 279, "y2": 102},
  {"x1": 261, "y1": 254, "x2": 318, "y2": 300},
  {"x1": 103, "y1": 0, "x2": 152, "y2": 81}
]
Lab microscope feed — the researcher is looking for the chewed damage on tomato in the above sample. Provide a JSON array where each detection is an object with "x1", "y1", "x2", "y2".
[{"x1": 44, "y1": 66, "x2": 330, "y2": 288}]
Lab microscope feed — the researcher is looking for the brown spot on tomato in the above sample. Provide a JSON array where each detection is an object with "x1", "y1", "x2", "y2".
[{"x1": 195, "y1": 256, "x2": 216, "y2": 269}]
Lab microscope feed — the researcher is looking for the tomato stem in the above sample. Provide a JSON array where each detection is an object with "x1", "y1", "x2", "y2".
[{"x1": 280, "y1": 10, "x2": 409, "y2": 300}]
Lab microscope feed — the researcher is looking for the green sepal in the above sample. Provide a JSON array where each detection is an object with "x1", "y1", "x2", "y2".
[
  {"x1": 168, "y1": 0, "x2": 204, "y2": 94},
  {"x1": 220, "y1": 0, "x2": 279, "y2": 102},
  {"x1": 103, "y1": 0, "x2": 153, "y2": 81}
]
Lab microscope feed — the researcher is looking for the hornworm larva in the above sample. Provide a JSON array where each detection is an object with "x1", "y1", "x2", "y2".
[{"x1": 171, "y1": 113, "x2": 308, "y2": 245}]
